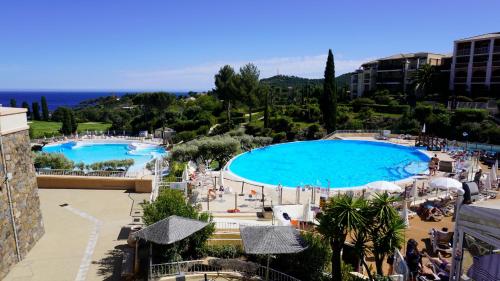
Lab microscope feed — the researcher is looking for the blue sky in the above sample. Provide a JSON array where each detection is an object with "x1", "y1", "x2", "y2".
[{"x1": 1, "y1": 0, "x2": 499, "y2": 91}]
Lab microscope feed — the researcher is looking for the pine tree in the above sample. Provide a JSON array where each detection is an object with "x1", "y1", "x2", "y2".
[
  {"x1": 320, "y1": 49, "x2": 337, "y2": 133},
  {"x1": 10, "y1": 99, "x2": 17, "y2": 107},
  {"x1": 41, "y1": 96, "x2": 49, "y2": 121},
  {"x1": 32, "y1": 102, "x2": 41, "y2": 120},
  {"x1": 22, "y1": 101, "x2": 30, "y2": 118}
]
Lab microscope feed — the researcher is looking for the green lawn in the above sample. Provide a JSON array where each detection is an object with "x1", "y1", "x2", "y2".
[{"x1": 29, "y1": 121, "x2": 112, "y2": 138}]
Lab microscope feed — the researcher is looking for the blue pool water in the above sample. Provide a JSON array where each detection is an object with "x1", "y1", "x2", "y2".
[
  {"x1": 42, "y1": 142, "x2": 166, "y2": 169},
  {"x1": 227, "y1": 140, "x2": 430, "y2": 189}
]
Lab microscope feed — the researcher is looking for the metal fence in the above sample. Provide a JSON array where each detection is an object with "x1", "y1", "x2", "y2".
[
  {"x1": 324, "y1": 129, "x2": 384, "y2": 139},
  {"x1": 36, "y1": 168, "x2": 129, "y2": 177},
  {"x1": 149, "y1": 259, "x2": 301, "y2": 281}
]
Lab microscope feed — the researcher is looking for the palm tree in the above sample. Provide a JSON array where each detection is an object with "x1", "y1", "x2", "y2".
[
  {"x1": 317, "y1": 194, "x2": 367, "y2": 281},
  {"x1": 414, "y1": 64, "x2": 436, "y2": 98},
  {"x1": 367, "y1": 193, "x2": 406, "y2": 275}
]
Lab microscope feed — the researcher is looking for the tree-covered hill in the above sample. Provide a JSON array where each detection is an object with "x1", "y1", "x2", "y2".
[{"x1": 260, "y1": 73, "x2": 352, "y2": 89}]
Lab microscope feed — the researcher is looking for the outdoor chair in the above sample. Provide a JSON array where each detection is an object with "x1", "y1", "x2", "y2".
[{"x1": 429, "y1": 228, "x2": 453, "y2": 254}]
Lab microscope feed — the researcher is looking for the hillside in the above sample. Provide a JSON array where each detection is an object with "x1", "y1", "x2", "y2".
[{"x1": 261, "y1": 73, "x2": 352, "y2": 89}]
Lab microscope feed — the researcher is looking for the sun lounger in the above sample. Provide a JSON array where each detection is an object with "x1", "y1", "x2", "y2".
[{"x1": 429, "y1": 228, "x2": 453, "y2": 254}]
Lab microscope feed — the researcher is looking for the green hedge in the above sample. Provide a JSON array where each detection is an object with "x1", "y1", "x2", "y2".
[
  {"x1": 201, "y1": 244, "x2": 243, "y2": 259},
  {"x1": 353, "y1": 103, "x2": 409, "y2": 114},
  {"x1": 367, "y1": 104, "x2": 410, "y2": 114}
]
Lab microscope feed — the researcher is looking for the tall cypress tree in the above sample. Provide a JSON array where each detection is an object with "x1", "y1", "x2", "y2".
[
  {"x1": 10, "y1": 99, "x2": 17, "y2": 107},
  {"x1": 70, "y1": 110, "x2": 78, "y2": 134},
  {"x1": 22, "y1": 101, "x2": 31, "y2": 118},
  {"x1": 32, "y1": 102, "x2": 41, "y2": 120},
  {"x1": 263, "y1": 86, "x2": 270, "y2": 128},
  {"x1": 320, "y1": 49, "x2": 337, "y2": 133},
  {"x1": 61, "y1": 109, "x2": 72, "y2": 135},
  {"x1": 41, "y1": 96, "x2": 49, "y2": 121}
]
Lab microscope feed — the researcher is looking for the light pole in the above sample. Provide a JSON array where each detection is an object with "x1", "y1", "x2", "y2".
[{"x1": 463, "y1": 132, "x2": 469, "y2": 151}]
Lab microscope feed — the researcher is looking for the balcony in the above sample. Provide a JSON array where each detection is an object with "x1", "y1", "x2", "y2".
[
  {"x1": 455, "y1": 62, "x2": 469, "y2": 69},
  {"x1": 494, "y1": 46, "x2": 500, "y2": 53},
  {"x1": 454, "y1": 77, "x2": 467, "y2": 83},
  {"x1": 472, "y1": 61, "x2": 488, "y2": 68},
  {"x1": 492, "y1": 60, "x2": 500, "y2": 67},
  {"x1": 492, "y1": 76, "x2": 500, "y2": 83},
  {"x1": 456, "y1": 49, "x2": 471, "y2": 56},
  {"x1": 474, "y1": 47, "x2": 490, "y2": 55},
  {"x1": 471, "y1": 77, "x2": 486, "y2": 83}
]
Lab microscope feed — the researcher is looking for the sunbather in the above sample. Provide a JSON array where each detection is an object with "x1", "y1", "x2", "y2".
[{"x1": 424, "y1": 252, "x2": 451, "y2": 281}]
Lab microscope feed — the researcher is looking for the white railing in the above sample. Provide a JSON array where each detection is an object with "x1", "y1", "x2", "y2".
[
  {"x1": 213, "y1": 221, "x2": 263, "y2": 230},
  {"x1": 456, "y1": 49, "x2": 471, "y2": 56},
  {"x1": 149, "y1": 159, "x2": 161, "y2": 202},
  {"x1": 36, "y1": 168, "x2": 129, "y2": 177},
  {"x1": 149, "y1": 259, "x2": 301, "y2": 281}
]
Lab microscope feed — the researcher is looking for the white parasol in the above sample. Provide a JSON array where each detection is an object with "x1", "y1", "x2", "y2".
[
  {"x1": 365, "y1": 181, "x2": 403, "y2": 193},
  {"x1": 429, "y1": 177, "x2": 464, "y2": 194}
]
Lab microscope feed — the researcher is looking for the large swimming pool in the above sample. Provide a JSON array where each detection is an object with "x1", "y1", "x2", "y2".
[
  {"x1": 227, "y1": 140, "x2": 430, "y2": 189},
  {"x1": 42, "y1": 141, "x2": 166, "y2": 170}
]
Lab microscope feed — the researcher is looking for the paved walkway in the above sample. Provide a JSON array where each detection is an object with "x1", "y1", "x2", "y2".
[{"x1": 4, "y1": 189, "x2": 148, "y2": 281}]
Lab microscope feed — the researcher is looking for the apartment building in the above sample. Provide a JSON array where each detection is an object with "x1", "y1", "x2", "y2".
[
  {"x1": 350, "y1": 52, "x2": 447, "y2": 97},
  {"x1": 449, "y1": 32, "x2": 500, "y2": 95}
]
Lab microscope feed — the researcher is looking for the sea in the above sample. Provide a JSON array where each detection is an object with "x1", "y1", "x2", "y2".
[{"x1": 0, "y1": 91, "x2": 188, "y2": 111}]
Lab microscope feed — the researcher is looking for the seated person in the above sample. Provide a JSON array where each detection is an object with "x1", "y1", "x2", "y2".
[
  {"x1": 424, "y1": 252, "x2": 451, "y2": 281},
  {"x1": 282, "y1": 212, "x2": 291, "y2": 221}
]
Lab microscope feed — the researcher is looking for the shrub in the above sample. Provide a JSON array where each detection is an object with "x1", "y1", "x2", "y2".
[
  {"x1": 414, "y1": 104, "x2": 433, "y2": 123},
  {"x1": 306, "y1": 124, "x2": 320, "y2": 140},
  {"x1": 210, "y1": 122, "x2": 235, "y2": 136},
  {"x1": 474, "y1": 97, "x2": 490, "y2": 102},
  {"x1": 455, "y1": 95, "x2": 473, "y2": 102},
  {"x1": 171, "y1": 135, "x2": 239, "y2": 168},
  {"x1": 352, "y1": 98, "x2": 376, "y2": 112},
  {"x1": 452, "y1": 109, "x2": 488, "y2": 126},
  {"x1": 142, "y1": 189, "x2": 215, "y2": 260},
  {"x1": 373, "y1": 94, "x2": 393, "y2": 105},
  {"x1": 269, "y1": 117, "x2": 292, "y2": 132},
  {"x1": 172, "y1": 130, "x2": 197, "y2": 143},
  {"x1": 342, "y1": 119, "x2": 364, "y2": 130},
  {"x1": 196, "y1": 125, "x2": 210, "y2": 135},
  {"x1": 201, "y1": 244, "x2": 243, "y2": 259},
  {"x1": 165, "y1": 161, "x2": 186, "y2": 182},
  {"x1": 236, "y1": 135, "x2": 272, "y2": 151},
  {"x1": 88, "y1": 159, "x2": 134, "y2": 170},
  {"x1": 244, "y1": 123, "x2": 262, "y2": 136},
  {"x1": 33, "y1": 152, "x2": 74, "y2": 169},
  {"x1": 271, "y1": 232, "x2": 331, "y2": 281},
  {"x1": 272, "y1": 132, "x2": 286, "y2": 143}
]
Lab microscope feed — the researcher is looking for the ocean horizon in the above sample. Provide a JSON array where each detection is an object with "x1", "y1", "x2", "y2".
[{"x1": 0, "y1": 90, "x2": 190, "y2": 111}]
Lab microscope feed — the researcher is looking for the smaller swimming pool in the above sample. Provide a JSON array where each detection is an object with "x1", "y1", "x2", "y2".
[{"x1": 42, "y1": 141, "x2": 166, "y2": 170}]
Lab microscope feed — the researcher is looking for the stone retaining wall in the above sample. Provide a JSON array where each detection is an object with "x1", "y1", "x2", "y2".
[{"x1": 0, "y1": 129, "x2": 45, "y2": 279}]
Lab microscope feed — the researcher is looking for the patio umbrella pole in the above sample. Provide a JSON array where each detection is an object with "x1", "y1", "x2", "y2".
[
  {"x1": 240, "y1": 182, "x2": 245, "y2": 196},
  {"x1": 265, "y1": 254, "x2": 270, "y2": 281}
]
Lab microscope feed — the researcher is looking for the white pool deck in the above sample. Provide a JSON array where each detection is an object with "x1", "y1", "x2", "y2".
[{"x1": 5, "y1": 136, "x2": 477, "y2": 280}]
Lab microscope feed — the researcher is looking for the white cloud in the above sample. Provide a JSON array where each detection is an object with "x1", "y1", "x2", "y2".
[{"x1": 120, "y1": 54, "x2": 371, "y2": 91}]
